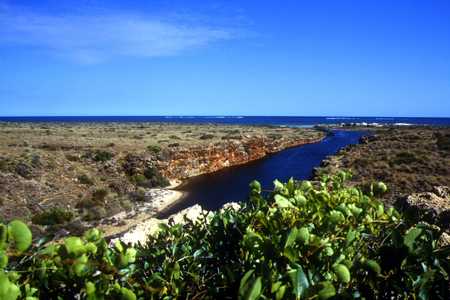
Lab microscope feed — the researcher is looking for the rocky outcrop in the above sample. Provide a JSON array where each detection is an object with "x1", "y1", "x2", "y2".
[
  {"x1": 117, "y1": 202, "x2": 242, "y2": 245},
  {"x1": 157, "y1": 136, "x2": 324, "y2": 179},
  {"x1": 396, "y1": 186, "x2": 450, "y2": 230}
]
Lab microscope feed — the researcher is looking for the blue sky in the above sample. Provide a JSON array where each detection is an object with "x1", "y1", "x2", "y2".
[{"x1": 0, "y1": 0, "x2": 449, "y2": 117}]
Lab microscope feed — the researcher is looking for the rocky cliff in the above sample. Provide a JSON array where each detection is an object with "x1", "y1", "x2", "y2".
[{"x1": 157, "y1": 135, "x2": 324, "y2": 179}]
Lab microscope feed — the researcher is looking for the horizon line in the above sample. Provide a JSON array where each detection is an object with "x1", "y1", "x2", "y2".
[{"x1": 0, "y1": 115, "x2": 449, "y2": 119}]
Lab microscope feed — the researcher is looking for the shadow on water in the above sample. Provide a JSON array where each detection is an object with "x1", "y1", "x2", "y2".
[{"x1": 158, "y1": 130, "x2": 367, "y2": 218}]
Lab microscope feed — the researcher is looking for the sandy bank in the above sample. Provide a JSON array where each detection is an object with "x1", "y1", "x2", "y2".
[
  {"x1": 116, "y1": 202, "x2": 241, "y2": 245},
  {"x1": 101, "y1": 180, "x2": 184, "y2": 238}
]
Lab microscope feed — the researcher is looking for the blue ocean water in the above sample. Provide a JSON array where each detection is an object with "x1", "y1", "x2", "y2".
[{"x1": 0, "y1": 116, "x2": 449, "y2": 126}]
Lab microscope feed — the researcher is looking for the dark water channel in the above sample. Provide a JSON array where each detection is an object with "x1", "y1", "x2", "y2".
[{"x1": 159, "y1": 130, "x2": 367, "y2": 217}]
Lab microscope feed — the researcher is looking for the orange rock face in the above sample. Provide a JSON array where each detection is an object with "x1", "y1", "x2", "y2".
[{"x1": 157, "y1": 136, "x2": 324, "y2": 179}]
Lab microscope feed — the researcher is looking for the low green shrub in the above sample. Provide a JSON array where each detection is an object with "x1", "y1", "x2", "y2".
[
  {"x1": 131, "y1": 167, "x2": 170, "y2": 188},
  {"x1": 129, "y1": 187, "x2": 147, "y2": 202},
  {"x1": 392, "y1": 151, "x2": 420, "y2": 165},
  {"x1": 65, "y1": 153, "x2": 80, "y2": 162},
  {"x1": 92, "y1": 150, "x2": 113, "y2": 162},
  {"x1": 1, "y1": 172, "x2": 449, "y2": 299},
  {"x1": 435, "y1": 132, "x2": 450, "y2": 151},
  {"x1": 77, "y1": 174, "x2": 93, "y2": 185},
  {"x1": 131, "y1": 174, "x2": 147, "y2": 187},
  {"x1": 92, "y1": 189, "x2": 108, "y2": 202},
  {"x1": 0, "y1": 158, "x2": 10, "y2": 172},
  {"x1": 143, "y1": 167, "x2": 170, "y2": 187},
  {"x1": 199, "y1": 133, "x2": 215, "y2": 140},
  {"x1": 15, "y1": 162, "x2": 32, "y2": 179},
  {"x1": 81, "y1": 206, "x2": 107, "y2": 221},
  {"x1": 31, "y1": 208, "x2": 74, "y2": 226},
  {"x1": 147, "y1": 145, "x2": 161, "y2": 154}
]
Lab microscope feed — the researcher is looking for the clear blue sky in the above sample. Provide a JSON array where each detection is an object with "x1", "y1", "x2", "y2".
[{"x1": 0, "y1": 0, "x2": 449, "y2": 117}]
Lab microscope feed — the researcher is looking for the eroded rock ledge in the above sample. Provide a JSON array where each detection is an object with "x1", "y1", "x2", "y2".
[{"x1": 158, "y1": 135, "x2": 324, "y2": 179}]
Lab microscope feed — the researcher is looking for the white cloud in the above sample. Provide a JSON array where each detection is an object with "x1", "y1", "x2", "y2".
[{"x1": 0, "y1": 4, "x2": 240, "y2": 63}]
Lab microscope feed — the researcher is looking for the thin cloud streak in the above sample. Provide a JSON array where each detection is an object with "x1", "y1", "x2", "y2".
[{"x1": 0, "y1": 4, "x2": 240, "y2": 63}]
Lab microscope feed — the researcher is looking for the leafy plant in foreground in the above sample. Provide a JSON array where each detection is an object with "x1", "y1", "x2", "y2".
[{"x1": 1, "y1": 171, "x2": 449, "y2": 299}]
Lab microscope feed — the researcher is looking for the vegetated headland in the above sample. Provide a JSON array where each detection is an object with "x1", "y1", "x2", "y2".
[
  {"x1": 315, "y1": 125, "x2": 450, "y2": 231},
  {"x1": 0, "y1": 122, "x2": 324, "y2": 238}
]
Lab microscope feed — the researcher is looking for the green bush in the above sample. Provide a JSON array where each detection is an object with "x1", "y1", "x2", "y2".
[
  {"x1": 131, "y1": 167, "x2": 170, "y2": 188},
  {"x1": 92, "y1": 189, "x2": 108, "y2": 202},
  {"x1": 435, "y1": 132, "x2": 450, "y2": 151},
  {"x1": 392, "y1": 151, "x2": 420, "y2": 165},
  {"x1": 199, "y1": 133, "x2": 215, "y2": 140},
  {"x1": 131, "y1": 174, "x2": 147, "y2": 187},
  {"x1": 147, "y1": 145, "x2": 161, "y2": 154},
  {"x1": 92, "y1": 150, "x2": 113, "y2": 162},
  {"x1": 31, "y1": 208, "x2": 74, "y2": 226},
  {"x1": 1, "y1": 172, "x2": 449, "y2": 299},
  {"x1": 144, "y1": 167, "x2": 170, "y2": 187},
  {"x1": 77, "y1": 174, "x2": 93, "y2": 185}
]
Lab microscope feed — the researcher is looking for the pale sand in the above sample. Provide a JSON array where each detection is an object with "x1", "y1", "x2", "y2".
[
  {"x1": 115, "y1": 202, "x2": 241, "y2": 245},
  {"x1": 101, "y1": 180, "x2": 184, "y2": 239}
]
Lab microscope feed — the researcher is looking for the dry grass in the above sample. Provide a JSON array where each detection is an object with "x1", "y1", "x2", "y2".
[{"x1": 315, "y1": 127, "x2": 450, "y2": 204}]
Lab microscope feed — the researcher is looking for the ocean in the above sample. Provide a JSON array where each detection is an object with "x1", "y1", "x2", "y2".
[{"x1": 0, "y1": 116, "x2": 449, "y2": 126}]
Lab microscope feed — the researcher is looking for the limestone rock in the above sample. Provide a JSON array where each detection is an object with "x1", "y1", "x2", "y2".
[{"x1": 396, "y1": 186, "x2": 450, "y2": 230}]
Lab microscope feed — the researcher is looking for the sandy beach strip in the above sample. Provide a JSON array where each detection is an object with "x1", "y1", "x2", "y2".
[{"x1": 101, "y1": 180, "x2": 184, "y2": 239}]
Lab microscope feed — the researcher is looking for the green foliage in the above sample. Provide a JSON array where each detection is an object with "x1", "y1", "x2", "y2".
[
  {"x1": 199, "y1": 133, "x2": 215, "y2": 140},
  {"x1": 131, "y1": 167, "x2": 170, "y2": 188},
  {"x1": 92, "y1": 188, "x2": 108, "y2": 202},
  {"x1": 1, "y1": 172, "x2": 449, "y2": 299},
  {"x1": 147, "y1": 145, "x2": 161, "y2": 154},
  {"x1": 7, "y1": 220, "x2": 32, "y2": 253},
  {"x1": 131, "y1": 174, "x2": 147, "y2": 186},
  {"x1": 77, "y1": 174, "x2": 93, "y2": 185},
  {"x1": 31, "y1": 208, "x2": 74, "y2": 226},
  {"x1": 435, "y1": 132, "x2": 450, "y2": 151},
  {"x1": 92, "y1": 150, "x2": 113, "y2": 162},
  {"x1": 393, "y1": 151, "x2": 420, "y2": 165}
]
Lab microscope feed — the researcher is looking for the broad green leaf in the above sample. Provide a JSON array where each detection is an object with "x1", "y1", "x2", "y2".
[
  {"x1": 0, "y1": 272, "x2": 20, "y2": 300},
  {"x1": 64, "y1": 237, "x2": 85, "y2": 256},
  {"x1": 240, "y1": 276, "x2": 262, "y2": 300},
  {"x1": 7, "y1": 220, "x2": 32, "y2": 252},
  {"x1": 288, "y1": 265, "x2": 310, "y2": 299},
  {"x1": 249, "y1": 180, "x2": 261, "y2": 194},
  {"x1": 333, "y1": 264, "x2": 351, "y2": 283},
  {"x1": 404, "y1": 227, "x2": 423, "y2": 253},
  {"x1": 365, "y1": 260, "x2": 381, "y2": 274},
  {"x1": 0, "y1": 251, "x2": 8, "y2": 269},
  {"x1": 273, "y1": 179, "x2": 284, "y2": 192},
  {"x1": 276, "y1": 285, "x2": 287, "y2": 300},
  {"x1": 239, "y1": 270, "x2": 255, "y2": 293},
  {"x1": 120, "y1": 287, "x2": 136, "y2": 300},
  {"x1": 285, "y1": 228, "x2": 299, "y2": 249},
  {"x1": 317, "y1": 281, "x2": 336, "y2": 300},
  {"x1": 274, "y1": 195, "x2": 294, "y2": 208},
  {"x1": 0, "y1": 225, "x2": 7, "y2": 250}
]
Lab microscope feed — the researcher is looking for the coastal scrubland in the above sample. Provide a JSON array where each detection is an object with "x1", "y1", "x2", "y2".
[
  {"x1": 315, "y1": 126, "x2": 450, "y2": 203},
  {"x1": 0, "y1": 122, "x2": 323, "y2": 237}
]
